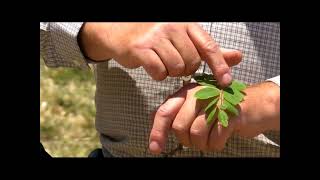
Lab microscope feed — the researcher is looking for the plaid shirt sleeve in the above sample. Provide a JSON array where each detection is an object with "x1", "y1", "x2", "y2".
[
  {"x1": 266, "y1": 75, "x2": 280, "y2": 86},
  {"x1": 40, "y1": 22, "x2": 89, "y2": 69}
]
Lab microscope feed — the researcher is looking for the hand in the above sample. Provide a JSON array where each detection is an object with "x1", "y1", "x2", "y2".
[
  {"x1": 148, "y1": 81, "x2": 280, "y2": 154},
  {"x1": 79, "y1": 23, "x2": 242, "y2": 87}
]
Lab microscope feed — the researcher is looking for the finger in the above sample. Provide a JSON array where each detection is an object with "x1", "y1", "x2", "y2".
[
  {"x1": 207, "y1": 117, "x2": 237, "y2": 152},
  {"x1": 220, "y1": 48, "x2": 243, "y2": 67},
  {"x1": 171, "y1": 86, "x2": 205, "y2": 148},
  {"x1": 168, "y1": 30, "x2": 202, "y2": 76},
  {"x1": 149, "y1": 84, "x2": 196, "y2": 154},
  {"x1": 138, "y1": 49, "x2": 168, "y2": 81},
  {"x1": 149, "y1": 96, "x2": 185, "y2": 154},
  {"x1": 187, "y1": 24, "x2": 232, "y2": 88},
  {"x1": 189, "y1": 110, "x2": 213, "y2": 151},
  {"x1": 152, "y1": 38, "x2": 185, "y2": 77}
]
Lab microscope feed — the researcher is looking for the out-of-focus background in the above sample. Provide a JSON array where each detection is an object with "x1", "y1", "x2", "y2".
[{"x1": 40, "y1": 57, "x2": 100, "y2": 157}]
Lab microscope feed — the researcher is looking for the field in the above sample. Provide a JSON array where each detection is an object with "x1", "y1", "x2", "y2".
[{"x1": 40, "y1": 58, "x2": 100, "y2": 157}]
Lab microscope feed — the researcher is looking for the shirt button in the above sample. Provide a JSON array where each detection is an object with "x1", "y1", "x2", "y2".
[
  {"x1": 182, "y1": 75, "x2": 192, "y2": 85},
  {"x1": 182, "y1": 75, "x2": 192, "y2": 82}
]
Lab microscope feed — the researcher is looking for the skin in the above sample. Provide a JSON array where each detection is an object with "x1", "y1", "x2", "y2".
[
  {"x1": 79, "y1": 22, "x2": 243, "y2": 87},
  {"x1": 149, "y1": 81, "x2": 280, "y2": 154}
]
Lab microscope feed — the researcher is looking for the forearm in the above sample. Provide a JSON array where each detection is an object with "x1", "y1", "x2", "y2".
[
  {"x1": 236, "y1": 79, "x2": 280, "y2": 137},
  {"x1": 266, "y1": 75, "x2": 280, "y2": 130}
]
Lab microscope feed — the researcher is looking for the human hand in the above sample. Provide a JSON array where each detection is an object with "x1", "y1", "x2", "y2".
[
  {"x1": 79, "y1": 23, "x2": 242, "y2": 87},
  {"x1": 148, "y1": 81, "x2": 280, "y2": 154}
]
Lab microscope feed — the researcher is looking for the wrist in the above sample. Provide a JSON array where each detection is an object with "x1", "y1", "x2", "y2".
[
  {"x1": 237, "y1": 81, "x2": 280, "y2": 134},
  {"x1": 262, "y1": 82, "x2": 280, "y2": 131},
  {"x1": 78, "y1": 23, "x2": 114, "y2": 62}
]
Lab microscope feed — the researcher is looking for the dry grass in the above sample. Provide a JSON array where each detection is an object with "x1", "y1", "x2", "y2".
[{"x1": 40, "y1": 58, "x2": 100, "y2": 157}]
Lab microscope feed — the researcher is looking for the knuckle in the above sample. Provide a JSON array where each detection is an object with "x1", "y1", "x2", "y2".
[
  {"x1": 116, "y1": 55, "x2": 141, "y2": 69},
  {"x1": 184, "y1": 60, "x2": 201, "y2": 75},
  {"x1": 194, "y1": 54, "x2": 202, "y2": 62},
  {"x1": 214, "y1": 146, "x2": 224, "y2": 152},
  {"x1": 175, "y1": 62, "x2": 185, "y2": 72},
  {"x1": 202, "y1": 40, "x2": 220, "y2": 53},
  {"x1": 214, "y1": 65, "x2": 230, "y2": 76},
  {"x1": 129, "y1": 35, "x2": 152, "y2": 50},
  {"x1": 157, "y1": 37, "x2": 168, "y2": 44},
  {"x1": 132, "y1": 64, "x2": 142, "y2": 68},
  {"x1": 152, "y1": 72, "x2": 167, "y2": 81},
  {"x1": 198, "y1": 145, "x2": 208, "y2": 152},
  {"x1": 156, "y1": 104, "x2": 174, "y2": 118},
  {"x1": 150, "y1": 128, "x2": 164, "y2": 141},
  {"x1": 172, "y1": 122, "x2": 188, "y2": 134},
  {"x1": 162, "y1": 23, "x2": 179, "y2": 33},
  {"x1": 144, "y1": 62, "x2": 167, "y2": 81},
  {"x1": 208, "y1": 142, "x2": 225, "y2": 152},
  {"x1": 216, "y1": 144, "x2": 225, "y2": 152},
  {"x1": 168, "y1": 63, "x2": 185, "y2": 77},
  {"x1": 128, "y1": 40, "x2": 145, "y2": 51},
  {"x1": 190, "y1": 128, "x2": 204, "y2": 138},
  {"x1": 123, "y1": 58, "x2": 141, "y2": 69},
  {"x1": 143, "y1": 61, "x2": 155, "y2": 71},
  {"x1": 142, "y1": 62, "x2": 153, "y2": 71}
]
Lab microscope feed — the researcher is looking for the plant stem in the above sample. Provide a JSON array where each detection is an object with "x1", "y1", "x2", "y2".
[{"x1": 217, "y1": 90, "x2": 223, "y2": 110}]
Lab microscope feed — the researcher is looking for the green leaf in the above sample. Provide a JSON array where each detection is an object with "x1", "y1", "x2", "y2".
[
  {"x1": 194, "y1": 75, "x2": 246, "y2": 128},
  {"x1": 207, "y1": 107, "x2": 217, "y2": 125},
  {"x1": 220, "y1": 100, "x2": 228, "y2": 110},
  {"x1": 218, "y1": 109, "x2": 229, "y2": 127},
  {"x1": 234, "y1": 89, "x2": 244, "y2": 100},
  {"x1": 194, "y1": 87, "x2": 220, "y2": 99},
  {"x1": 223, "y1": 90, "x2": 241, "y2": 105},
  {"x1": 230, "y1": 80, "x2": 246, "y2": 91},
  {"x1": 205, "y1": 97, "x2": 219, "y2": 112},
  {"x1": 223, "y1": 100, "x2": 239, "y2": 116},
  {"x1": 223, "y1": 87, "x2": 235, "y2": 95},
  {"x1": 225, "y1": 87, "x2": 245, "y2": 102}
]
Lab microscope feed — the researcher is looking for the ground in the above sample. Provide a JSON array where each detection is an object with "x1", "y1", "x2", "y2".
[{"x1": 40, "y1": 58, "x2": 100, "y2": 157}]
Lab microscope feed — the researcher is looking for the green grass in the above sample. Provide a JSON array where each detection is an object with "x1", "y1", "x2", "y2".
[{"x1": 40, "y1": 58, "x2": 100, "y2": 157}]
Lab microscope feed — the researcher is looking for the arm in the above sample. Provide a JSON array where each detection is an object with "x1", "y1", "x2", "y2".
[
  {"x1": 78, "y1": 23, "x2": 242, "y2": 86},
  {"x1": 41, "y1": 22, "x2": 243, "y2": 85}
]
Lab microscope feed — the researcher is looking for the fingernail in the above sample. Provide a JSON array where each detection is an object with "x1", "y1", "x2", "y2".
[
  {"x1": 149, "y1": 141, "x2": 162, "y2": 154},
  {"x1": 222, "y1": 73, "x2": 232, "y2": 85}
]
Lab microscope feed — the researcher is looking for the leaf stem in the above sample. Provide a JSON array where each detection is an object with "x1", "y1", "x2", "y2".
[{"x1": 217, "y1": 89, "x2": 223, "y2": 110}]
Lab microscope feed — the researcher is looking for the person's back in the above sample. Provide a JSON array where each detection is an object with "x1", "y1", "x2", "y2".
[{"x1": 94, "y1": 22, "x2": 280, "y2": 157}]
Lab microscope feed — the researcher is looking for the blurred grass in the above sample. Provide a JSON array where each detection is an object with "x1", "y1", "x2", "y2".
[{"x1": 40, "y1": 57, "x2": 100, "y2": 157}]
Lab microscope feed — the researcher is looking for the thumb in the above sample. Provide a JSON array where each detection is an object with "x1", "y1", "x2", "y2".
[{"x1": 149, "y1": 85, "x2": 195, "y2": 154}]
